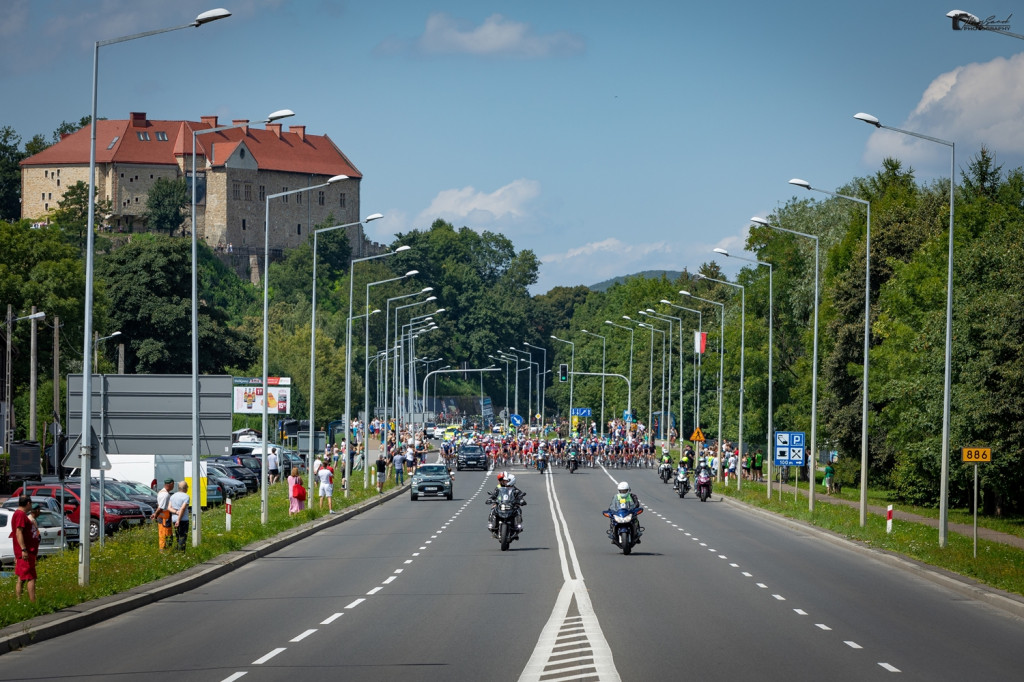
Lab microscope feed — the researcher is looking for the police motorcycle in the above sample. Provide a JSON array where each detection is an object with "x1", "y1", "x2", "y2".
[
  {"x1": 658, "y1": 452, "x2": 674, "y2": 484},
  {"x1": 567, "y1": 448, "x2": 579, "y2": 474},
  {"x1": 486, "y1": 473, "x2": 526, "y2": 551},
  {"x1": 674, "y1": 466, "x2": 691, "y2": 498},
  {"x1": 603, "y1": 482, "x2": 645, "y2": 555},
  {"x1": 695, "y1": 462, "x2": 713, "y2": 502}
]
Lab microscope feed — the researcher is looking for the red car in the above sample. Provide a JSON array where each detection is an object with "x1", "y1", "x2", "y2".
[{"x1": 15, "y1": 483, "x2": 147, "y2": 542}]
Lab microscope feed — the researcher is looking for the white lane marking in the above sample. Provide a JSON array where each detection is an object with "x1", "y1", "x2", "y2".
[
  {"x1": 383, "y1": 576, "x2": 397, "y2": 584},
  {"x1": 404, "y1": 559, "x2": 413, "y2": 564},
  {"x1": 878, "y1": 663, "x2": 901, "y2": 672},
  {"x1": 412, "y1": 552, "x2": 420, "y2": 556},
  {"x1": 730, "y1": 563, "x2": 739, "y2": 567},
  {"x1": 718, "y1": 555, "x2": 727, "y2": 560},
  {"x1": 520, "y1": 469, "x2": 619, "y2": 682},
  {"x1": 756, "y1": 583, "x2": 768, "y2": 589},
  {"x1": 419, "y1": 546, "x2": 427, "y2": 549},
  {"x1": 321, "y1": 613, "x2": 343, "y2": 625},
  {"x1": 221, "y1": 673, "x2": 247, "y2": 682},
  {"x1": 816, "y1": 624, "x2": 832, "y2": 631},
  {"x1": 394, "y1": 568, "x2": 403, "y2": 574},
  {"x1": 367, "y1": 586, "x2": 383, "y2": 595},
  {"x1": 794, "y1": 609, "x2": 807, "y2": 616},
  {"x1": 742, "y1": 572, "x2": 752, "y2": 577},
  {"x1": 291, "y1": 629, "x2": 317, "y2": 642},
  {"x1": 252, "y1": 648, "x2": 286, "y2": 665},
  {"x1": 700, "y1": 542, "x2": 707, "y2": 547},
  {"x1": 772, "y1": 594, "x2": 786, "y2": 601},
  {"x1": 845, "y1": 641, "x2": 862, "y2": 649},
  {"x1": 345, "y1": 598, "x2": 365, "y2": 609}
]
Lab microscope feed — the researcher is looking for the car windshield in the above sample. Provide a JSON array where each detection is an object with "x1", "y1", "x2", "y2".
[
  {"x1": 120, "y1": 481, "x2": 155, "y2": 495},
  {"x1": 460, "y1": 446, "x2": 483, "y2": 455},
  {"x1": 417, "y1": 465, "x2": 448, "y2": 476},
  {"x1": 35, "y1": 512, "x2": 62, "y2": 528}
]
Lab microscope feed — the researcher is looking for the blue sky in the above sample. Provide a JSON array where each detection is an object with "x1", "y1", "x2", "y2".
[{"x1": 3, "y1": 1, "x2": 1022, "y2": 292}]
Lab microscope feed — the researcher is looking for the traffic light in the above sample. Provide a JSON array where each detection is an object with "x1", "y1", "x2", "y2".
[{"x1": 559, "y1": 363, "x2": 568, "y2": 382}]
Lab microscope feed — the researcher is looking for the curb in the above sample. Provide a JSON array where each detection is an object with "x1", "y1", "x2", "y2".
[
  {"x1": 0, "y1": 482, "x2": 408, "y2": 655},
  {"x1": 716, "y1": 493, "x2": 1024, "y2": 621}
]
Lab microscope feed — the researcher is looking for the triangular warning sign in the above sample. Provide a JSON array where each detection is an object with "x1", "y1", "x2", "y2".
[{"x1": 690, "y1": 427, "x2": 706, "y2": 442}]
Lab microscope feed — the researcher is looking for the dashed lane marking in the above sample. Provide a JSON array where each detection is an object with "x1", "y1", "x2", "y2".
[
  {"x1": 252, "y1": 648, "x2": 286, "y2": 665},
  {"x1": 290, "y1": 629, "x2": 317, "y2": 642}
]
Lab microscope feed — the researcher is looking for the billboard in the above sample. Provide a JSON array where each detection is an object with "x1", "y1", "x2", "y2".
[{"x1": 233, "y1": 377, "x2": 291, "y2": 415}]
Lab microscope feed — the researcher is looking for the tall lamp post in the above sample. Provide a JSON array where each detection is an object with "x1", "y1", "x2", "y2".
[
  {"x1": 661, "y1": 300, "x2": 703, "y2": 446},
  {"x1": 523, "y1": 342, "x2": 548, "y2": 433},
  {"x1": 550, "y1": 336, "x2": 575, "y2": 432},
  {"x1": 634, "y1": 320, "x2": 664, "y2": 443},
  {"x1": 191, "y1": 108, "x2": 293, "y2": 545},
  {"x1": 642, "y1": 310, "x2": 681, "y2": 442},
  {"x1": 578, "y1": 330, "x2": 606, "y2": 438},
  {"x1": 714, "y1": 248, "x2": 772, "y2": 495},
  {"x1": 262, "y1": 174, "x2": 348, "y2": 523},
  {"x1": 4, "y1": 310, "x2": 46, "y2": 453},
  {"x1": 679, "y1": 291, "x2": 725, "y2": 474},
  {"x1": 93, "y1": 331, "x2": 121, "y2": 369},
  {"x1": 489, "y1": 355, "x2": 512, "y2": 431},
  {"x1": 753, "y1": 214, "x2": 820, "y2": 511},
  {"x1": 698, "y1": 275, "x2": 745, "y2": 486},
  {"x1": 790, "y1": 177, "x2": 872, "y2": 525},
  {"x1": 79, "y1": 7, "x2": 230, "y2": 585},
  {"x1": 604, "y1": 320, "x2": 635, "y2": 420},
  {"x1": 853, "y1": 113, "x2": 956, "y2": 546}
]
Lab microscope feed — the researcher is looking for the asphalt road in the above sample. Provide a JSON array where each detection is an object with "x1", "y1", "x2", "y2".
[{"x1": 2, "y1": 464, "x2": 1023, "y2": 681}]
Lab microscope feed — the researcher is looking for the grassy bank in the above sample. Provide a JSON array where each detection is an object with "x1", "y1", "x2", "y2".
[
  {"x1": 717, "y1": 479, "x2": 1024, "y2": 598},
  {"x1": 0, "y1": 478, "x2": 396, "y2": 629}
]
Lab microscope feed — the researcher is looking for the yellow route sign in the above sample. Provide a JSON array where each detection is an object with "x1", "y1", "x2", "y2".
[
  {"x1": 690, "y1": 427, "x2": 706, "y2": 442},
  {"x1": 962, "y1": 447, "x2": 992, "y2": 462}
]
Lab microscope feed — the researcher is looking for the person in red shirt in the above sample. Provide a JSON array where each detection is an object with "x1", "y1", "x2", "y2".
[{"x1": 10, "y1": 496, "x2": 41, "y2": 602}]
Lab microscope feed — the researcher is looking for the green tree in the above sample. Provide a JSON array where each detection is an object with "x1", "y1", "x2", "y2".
[
  {"x1": 0, "y1": 126, "x2": 24, "y2": 221},
  {"x1": 51, "y1": 116, "x2": 92, "y2": 144},
  {"x1": 97, "y1": 234, "x2": 255, "y2": 374},
  {"x1": 49, "y1": 180, "x2": 112, "y2": 252},
  {"x1": 143, "y1": 177, "x2": 188, "y2": 236}
]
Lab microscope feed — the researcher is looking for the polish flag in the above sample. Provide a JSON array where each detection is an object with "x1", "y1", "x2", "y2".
[{"x1": 695, "y1": 331, "x2": 707, "y2": 354}]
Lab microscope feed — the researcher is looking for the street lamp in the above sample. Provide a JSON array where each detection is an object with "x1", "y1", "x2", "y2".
[
  {"x1": 714, "y1": 247, "x2": 771, "y2": 494},
  {"x1": 262, "y1": 174, "x2": 348, "y2": 522},
  {"x1": 512, "y1": 348, "x2": 538, "y2": 428},
  {"x1": 550, "y1": 335, "x2": 575, "y2": 433},
  {"x1": 93, "y1": 330, "x2": 121, "y2": 368},
  {"x1": 640, "y1": 311, "x2": 676, "y2": 442},
  {"x1": 604, "y1": 320, "x2": 635, "y2": 419},
  {"x1": 4, "y1": 310, "x2": 46, "y2": 454},
  {"x1": 312, "y1": 215, "x2": 389, "y2": 491},
  {"x1": 697, "y1": 275, "x2": 745, "y2": 485},
  {"x1": 418, "y1": 368, "x2": 500, "y2": 439},
  {"x1": 679, "y1": 291, "x2": 725, "y2": 472},
  {"x1": 578, "y1": 330, "x2": 607, "y2": 439},
  {"x1": 489, "y1": 355, "x2": 512, "y2": 431},
  {"x1": 790, "y1": 177, "x2": 872, "y2": 524},
  {"x1": 947, "y1": 9, "x2": 1024, "y2": 38},
  {"x1": 79, "y1": 7, "x2": 230, "y2": 585},
  {"x1": 660, "y1": 300, "x2": 702, "y2": 447},
  {"x1": 853, "y1": 113, "x2": 956, "y2": 546},
  {"x1": 753, "y1": 214, "x2": 820, "y2": 511},
  {"x1": 523, "y1": 342, "x2": 548, "y2": 434},
  {"x1": 392, "y1": 296, "x2": 436, "y2": 430},
  {"x1": 636, "y1": 321, "x2": 664, "y2": 443}
]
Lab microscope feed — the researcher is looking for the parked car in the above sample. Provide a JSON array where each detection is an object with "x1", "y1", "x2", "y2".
[
  {"x1": 15, "y1": 483, "x2": 147, "y2": 541},
  {"x1": 2, "y1": 496, "x2": 81, "y2": 547},
  {"x1": 410, "y1": 463, "x2": 454, "y2": 501},
  {"x1": 0, "y1": 509, "x2": 70, "y2": 564},
  {"x1": 213, "y1": 454, "x2": 262, "y2": 479},
  {"x1": 95, "y1": 479, "x2": 156, "y2": 517},
  {"x1": 423, "y1": 422, "x2": 438, "y2": 439},
  {"x1": 204, "y1": 464, "x2": 250, "y2": 498},
  {"x1": 456, "y1": 444, "x2": 488, "y2": 471}
]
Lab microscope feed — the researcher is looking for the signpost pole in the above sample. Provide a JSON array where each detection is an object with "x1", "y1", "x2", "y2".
[{"x1": 973, "y1": 463, "x2": 979, "y2": 558}]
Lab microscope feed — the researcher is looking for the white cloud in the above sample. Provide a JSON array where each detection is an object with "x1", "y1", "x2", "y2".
[
  {"x1": 383, "y1": 12, "x2": 584, "y2": 58},
  {"x1": 863, "y1": 52, "x2": 1024, "y2": 169},
  {"x1": 416, "y1": 179, "x2": 540, "y2": 226}
]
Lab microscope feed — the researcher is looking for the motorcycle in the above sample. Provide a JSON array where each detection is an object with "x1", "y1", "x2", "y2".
[
  {"x1": 567, "y1": 452, "x2": 579, "y2": 474},
  {"x1": 537, "y1": 455, "x2": 548, "y2": 474},
  {"x1": 603, "y1": 499, "x2": 645, "y2": 555},
  {"x1": 696, "y1": 468, "x2": 712, "y2": 502},
  {"x1": 658, "y1": 462, "x2": 673, "y2": 484},
  {"x1": 675, "y1": 469, "x2": 690, "y2": 498},
  {"x1": 487, "y1": 487, "x2": 525, "y2": 551}
]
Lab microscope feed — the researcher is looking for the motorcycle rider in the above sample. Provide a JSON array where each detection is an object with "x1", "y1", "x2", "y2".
[
  {"x1": 607, "y1": 481, "x2": 642, "y2": 544},
  {"x1": 487, "y1": 471, "x2": 526, "y2": 536}
]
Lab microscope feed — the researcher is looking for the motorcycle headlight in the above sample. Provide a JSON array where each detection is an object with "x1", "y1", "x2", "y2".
[
  {"x1": 500, "y1": 504, "x2": 510, "y2": 511},
  {"x1": 620, "y1": 514, "x2": 633, "y2": 523}
]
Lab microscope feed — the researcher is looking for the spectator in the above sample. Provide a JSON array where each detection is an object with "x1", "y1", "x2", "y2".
[
  {"x1": 393, "y1": 449, "x2": 406, "y2": 485},
  {"x1": 153, "y1": 478, "x2": 175, "y2": 551},
  {"x1": 317, "y1": 461, "x2": 335, "y2": 513},
  {"x1": 376, "y1": 453, "x2": 388, "y2": 494},
  {"x1": 169, "y1": 481, "x2": 190, "y2": 551},
  {"x1": 288, "y1": 467, "x2": 306, "y2": 514},
  {"x1": 10, "y1": 496, "x2": 40, "y2": 601}
]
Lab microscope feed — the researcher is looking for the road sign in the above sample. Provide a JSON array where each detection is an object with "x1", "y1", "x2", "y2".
[
  {"x1": 690, "y1": 427, "x2": 705, "y2": 442},
  {"x1": 509, "y1": 414, "x2": 524, "y2": 427},
  {"x1": 571, "y1": 407, "x2": 592, "y2": 417},
  {"x1": 774, "y1": 431, "x2": 806, "y2": 466},
  {"x1": 962, "y1": 447, "x2": 991, "y2": 462}
]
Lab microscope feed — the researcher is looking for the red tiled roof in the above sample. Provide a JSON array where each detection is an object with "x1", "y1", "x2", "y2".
[{"x1": 20, "y1": 114, "x2": 361, "y2": 179}]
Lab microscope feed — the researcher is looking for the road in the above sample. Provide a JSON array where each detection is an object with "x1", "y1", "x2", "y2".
[{"x1": 1, "y1": 463, "x2": 1023, "y2": 681}]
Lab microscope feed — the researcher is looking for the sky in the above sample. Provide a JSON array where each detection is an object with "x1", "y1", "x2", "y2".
[{"x1": 3, "y1": 0, "x2": 1023, "y2": 293}]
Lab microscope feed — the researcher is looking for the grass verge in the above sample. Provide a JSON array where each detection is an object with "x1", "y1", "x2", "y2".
[
  {"x1": 0, "y1": 477, "x2": 396, "y2": 629},
  {"x1": 717, "y1": 480, "x2": 1024, "y2": 598}
]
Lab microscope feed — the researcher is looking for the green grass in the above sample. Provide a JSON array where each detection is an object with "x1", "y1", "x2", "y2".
[
  {"x1": 718, "y1": 480, "x2": 1024, "y2": 597},
  {"x1": 0, "y1": 477, "x2": 396, "y2": 629}
]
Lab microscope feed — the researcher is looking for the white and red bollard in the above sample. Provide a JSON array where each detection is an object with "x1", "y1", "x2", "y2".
[
  {"x1": 886, "y1": 504, "x2": 893, "y2": 534},
  {"x1": 226, "y1": 498, "x2": 232, "y2": 532}
]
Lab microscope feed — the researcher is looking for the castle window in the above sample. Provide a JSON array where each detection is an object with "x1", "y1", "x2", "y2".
[
  {"x1": 45, "y1": 170, "x2": 48, "y2": 178},
  {"x1": 259, "y1": 185, "x2": 265, "y2": 201},
  {"x1": 339, "y1": 192, "x2": 346, "y2": 208},
  {"x1": 244, "y1": 184, "x2": 252, "y2": 201},
  {"x1": 297, "y1": 224, "x2": 302, "y2": 235},
  {"x1": 136, "y1": 131, "x2": 150, "y2": 141},
  {"x1": 232, "y1": 183, "x2": 241, "y2": 200},
  {"x1": 57, "y1": 179, "x2": 60, "y2": 187},
  {"x1": 155, "y1": 131, "x2": 168, "y2": 141},
  {"x1": 242, "y1": 219, "x2": 247, "y2": 231},
  {"x1": 296, "y1": 192, "x2": 302, "y2": 205},
  {"x1": 317, "y1": 190, "x2": 325, "y2": 206},
  {"x1": 281, "y1": 187, "x2": 288, "y2": 203}
]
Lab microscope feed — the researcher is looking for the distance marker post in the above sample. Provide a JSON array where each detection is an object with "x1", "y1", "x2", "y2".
[{"x1": 962, "y1": 447, "x2": 992, "y2": 558}]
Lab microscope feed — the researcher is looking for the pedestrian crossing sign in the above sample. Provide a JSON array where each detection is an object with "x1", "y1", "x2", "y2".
[{"x1": 690, "y1": 427, "x2": 705, "y2": 442}]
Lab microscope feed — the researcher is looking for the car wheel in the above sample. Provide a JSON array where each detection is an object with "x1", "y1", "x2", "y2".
[
  {"x1": 446, "y1": 490, "x2": 453, "y2": 501},
  {"x1": 89, "y1": 518, "x2": 100, "y2": 542},
  {"x1": 411, "y1": 493, "x2": 418, "y2": 501}
]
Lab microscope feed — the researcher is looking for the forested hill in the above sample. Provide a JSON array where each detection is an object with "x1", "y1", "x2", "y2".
[{"x1": 590, "y1": 270, "x2": 684, "y2": 292}]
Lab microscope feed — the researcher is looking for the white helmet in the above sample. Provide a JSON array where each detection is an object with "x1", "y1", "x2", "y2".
[
  {"x1": 506, "y1": 474, "x2": 517, "y2": 487},
  {"x1": 617, "y1": 481, "x2": 630, "y2": 494}
]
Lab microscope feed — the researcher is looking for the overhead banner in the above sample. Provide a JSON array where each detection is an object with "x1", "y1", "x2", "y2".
[
  {"x1": 694, "y1": 331, "x2": 707, "y2": 354},
  {"x1": 233, "y1": 377, "x2": 291, "y2": 415}
]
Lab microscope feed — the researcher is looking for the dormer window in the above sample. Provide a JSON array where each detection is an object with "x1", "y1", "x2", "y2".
[
  {"x1": 155, "y1": 131, "x2": 168, "y2": 141},
  {"x1": 136, "y1": 131, "x2": 150, "y2": 141}
]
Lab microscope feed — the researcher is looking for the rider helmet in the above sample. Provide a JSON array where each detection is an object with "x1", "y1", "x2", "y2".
[
  {"x1": 617, "y1": 481, "x2": 630, "y2": 494},
  {"x1": 496, "y1": 471, "x2": 506, "y2": 485},
  {"x1": 506, "y1": 474, "x2": 517, "y2": 487}
]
